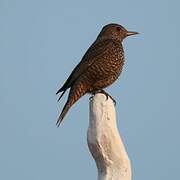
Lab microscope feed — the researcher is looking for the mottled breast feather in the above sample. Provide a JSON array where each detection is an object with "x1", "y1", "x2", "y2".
[{"x1": 82, "y1": 40, "x2": 124, "y2": 91}]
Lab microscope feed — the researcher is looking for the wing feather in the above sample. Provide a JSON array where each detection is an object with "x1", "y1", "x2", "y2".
[{"x1": 56, "y1": 39, "x2": 113, "y2": 95}]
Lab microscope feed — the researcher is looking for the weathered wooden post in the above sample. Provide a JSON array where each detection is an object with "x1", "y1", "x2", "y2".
[{"x1": 87, "y1": 93, "x2": 132, "y2": 180}]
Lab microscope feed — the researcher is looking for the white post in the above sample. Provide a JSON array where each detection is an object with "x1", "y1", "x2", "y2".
[{"x1": 87, "y1": 93, "x2": 132, "y2": 180}]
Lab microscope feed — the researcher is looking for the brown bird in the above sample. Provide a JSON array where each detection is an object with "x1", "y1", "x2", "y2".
[{"x1": 56, "y1": 23, "x2": 138, "y2": 126}]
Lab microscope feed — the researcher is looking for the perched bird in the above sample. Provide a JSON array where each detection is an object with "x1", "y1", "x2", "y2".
[{"x1": 56, "y1": 23, "x2": 138, "y2": 126}]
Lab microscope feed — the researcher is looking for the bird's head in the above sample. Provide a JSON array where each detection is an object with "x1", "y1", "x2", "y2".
[{"x1": 98, "y1": 23, "x2": 138, "y2": 42}]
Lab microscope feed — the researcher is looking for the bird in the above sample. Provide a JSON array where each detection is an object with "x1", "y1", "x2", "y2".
[{"x1": 56, "y1": 23, "x2": 138, "y2": 126}]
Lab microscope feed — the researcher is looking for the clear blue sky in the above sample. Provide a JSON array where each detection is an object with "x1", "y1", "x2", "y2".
[{"x1": 0, "y1": 0, "x2": 179, "y2": 179}]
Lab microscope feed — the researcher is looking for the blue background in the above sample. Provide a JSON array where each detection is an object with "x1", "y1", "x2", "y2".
[{"x1": 0, "y1": 0, "x2": 179, "y2": 179}]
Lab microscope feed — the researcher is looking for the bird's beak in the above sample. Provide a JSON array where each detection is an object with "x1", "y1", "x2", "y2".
[{"x1": 126, "y1": 31, "x2": 139, "y2": 36}]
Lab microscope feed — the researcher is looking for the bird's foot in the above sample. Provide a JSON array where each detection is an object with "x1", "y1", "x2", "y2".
[
  {"x1": 89, "y1": 95, "x2": 94, "y2": 101},
  {"x1": 90, "y1": 90, "x2": 116, "y2": 105},
  {"x1": 99, "y1": 90, "x2": 116, "y2": 105}
]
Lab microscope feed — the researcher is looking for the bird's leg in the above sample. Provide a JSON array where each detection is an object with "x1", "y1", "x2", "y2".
[
  {"x1": 89, "y1": 95, "x2": 94, "y2": 101},
  {"x1": 89, "y1": 90, "x2": 116, "y2": 105},
  {"x1": 98, "y1": 90, "x2": 116, "y2": 105},
  {"x1": 89, "y1": 91, "x2": 99, "y2": 101}
]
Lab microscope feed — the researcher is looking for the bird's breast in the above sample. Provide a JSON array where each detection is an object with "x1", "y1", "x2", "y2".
[
  {"x1": 101, "y1": 42, "x2": 124, "y2": 75},
  {"x1": 79, "y1": 41, "x2": 125, "y2": 91}
]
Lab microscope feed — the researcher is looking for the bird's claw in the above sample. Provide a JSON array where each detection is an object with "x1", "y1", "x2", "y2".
[
  {"x1": 99, "y1": 90, "x2": 116, "y2": 105},
  {"x1": 89, "y1": 96, "x2": 94, "y2": 101},
  {"x1": 90, "y1": 90, "x2": 116, "y2": 105}
]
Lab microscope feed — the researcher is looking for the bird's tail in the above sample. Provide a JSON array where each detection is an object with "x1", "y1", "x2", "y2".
[{"x1": 56, "y1": 83, "x2": 87, "y2": 126}]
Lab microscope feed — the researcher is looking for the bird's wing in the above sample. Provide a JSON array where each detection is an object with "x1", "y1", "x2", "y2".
[{"x1": 56, "y1": 39, "x2": 113, "y2": 95}]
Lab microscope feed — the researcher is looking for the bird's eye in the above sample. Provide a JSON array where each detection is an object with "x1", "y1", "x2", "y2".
[{"x1": 116, "y1": 27, "x2": 121, "y2": 31}]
